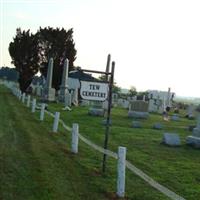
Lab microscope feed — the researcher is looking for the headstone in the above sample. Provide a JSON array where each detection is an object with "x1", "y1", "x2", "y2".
[
  {"x1": 186, "y1": 136, "x2": 200, "y2": 148},
  {"x1": 153, "y1": 123, "x2": 163, "y2": 130},
  {"x1": 122, "y1": 100, "x2": 129, "y2": 109},
  {"x1": 128, "y1": 100, "x2": 149, "y2": 119},
  {"x1": 72, "y1": 88, "x2": 79, "y2": 106},
  {"x1": 148, "y1": 99, "x2": 157, "y2": 112},
  {"x1": 128, "y1": 111, "x2": 149, "y2": 119},
  {"x1": 129, "y1": 100, "x2": 148, "y2": 112},
  {"x1": 191, "y1": 115, "x2": 200, "y2": 137},
  {"x1": 43, "y1": 58, "x2": 56, "y2": 101},
  {"x1": 102, "y1": 119, "x2": 112, "y2": 126},
  {"x1": 59, "y1": 59, "x2": 69, "y2": 102},
  {"x1": 36, "y1": 82, "x2": 42, "y2": 96},
  {"x1": 187, "y1": 104, "x2": 194, "y2": 119},
  {"x1": 132, "y1": 121, "x2": 142, "y2": 128},
  {"x1": 88, "y1": 107, "x2": 105, "y2": 117},
  {"x1": 162, "y1": 133, "x2": 181, "y2": 146},
  {"x1": 102, "y1": 100, "x2": 109, "y2": 110},
  {"x1": 64, "y1": 93, "x2": 72, "y2": 107},
  {"x1": 166, "y1": 87, "x2": 171, "y2": 107},
  {"x1": 171, "y1": 114, "x2": 180, "y2": 121},
  {"x1": 88, "y1": 100, "x2": 105, "y2": 116}
]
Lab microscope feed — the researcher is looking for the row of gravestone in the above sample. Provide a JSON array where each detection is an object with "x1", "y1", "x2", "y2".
[{"x1": 30, "y1": 58, "x2": 79, "y2": 107}]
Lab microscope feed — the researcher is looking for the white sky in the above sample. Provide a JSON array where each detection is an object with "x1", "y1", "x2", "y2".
[{"x1": 1, "y1": 0, "x2": 200, "y2": 97}]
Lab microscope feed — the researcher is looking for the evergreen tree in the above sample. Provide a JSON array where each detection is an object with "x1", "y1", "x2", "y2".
[
  {"x1": 37, "y1": 27, "x2": 77, "y2": 90},
  {"x1": 9, "y1": 28, "x2": 40, "y2": 92}
]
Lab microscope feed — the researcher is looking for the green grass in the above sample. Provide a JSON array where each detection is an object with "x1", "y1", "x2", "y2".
[{"x1": 1, "y1": 85, "x2": 200, "y2": 200}]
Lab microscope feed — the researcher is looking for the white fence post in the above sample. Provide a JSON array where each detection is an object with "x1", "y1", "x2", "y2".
[
  {"x1": 71, "y1": 123, "x2": 79, "y2": 154},
  {"x1": 117, "y1": 146, "x2": 126, "y2": 198},
  {"x1": 40, "y1": 103, "x2": 45, "y2": 121},
  {"x1": 18, "y1": 90, "x2": 22, "y2": 100},
  {"x1": 22, "y1": 93, "x2": 26, "y2": 103},
  {"x1": 52, "y1": 112, "x2": 60, "y2": 132},
  {"x1": 27, "y1": 95, "x2": 31, "y2": 107},
  {"x1": 31, "y1": 98, "x2": 36, "y2": 113}
]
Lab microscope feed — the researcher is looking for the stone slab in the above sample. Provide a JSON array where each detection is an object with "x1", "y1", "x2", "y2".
[
  {"x1": 88, "y1": 108, "x2": 105, "y2": 117},
  {"x1": 186, "y1": 136, "x2": 200, "y2": 148},
  {"x1": 132, "y1": 121, "x2": 142, "y2": 128},
  {"x1": 128, "y1": 111, "x2": 149, "y2": 119},
  {"x1": 162, "y1": 133, "x2": 181, "y2": 146}
]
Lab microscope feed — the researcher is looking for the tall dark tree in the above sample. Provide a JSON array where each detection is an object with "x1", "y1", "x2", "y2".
[
  {"x1": 9, "y1": 28, "x2": 40, "y2": 92},
  {"x1": 129, "y1": 86, "x2": 137, "y2": 96},
  {"x1": 37, "y1": 27, "x2": 77, "y2": 90}
]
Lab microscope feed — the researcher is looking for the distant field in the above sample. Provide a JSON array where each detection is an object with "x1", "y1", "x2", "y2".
[{"x1": 1, "y1": 85, "x2": 200, "y2": 200}]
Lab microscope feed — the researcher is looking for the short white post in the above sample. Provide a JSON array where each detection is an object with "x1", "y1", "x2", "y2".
[
  {"x1": 117, "y1": 146, "x2": 126, "y2": 198},
  {"x1": 71, "y1": 123, "x2": 79, "y2": 154},
  {"x1": 31, "y1": 98, "x2": 36, "y2": 113},
  {"x1": 18, "y1": 90, "x2": 22, "y2": 100},
  {"x1": 52, "y1": 112, "x2": 60, "y2": 132},
  {"x1": 27, "y1": 95, "x2": 31, "y2": 107},
  {"x1": 40, "y1": 103, "x2": 45, "y2": 121},
  {"x1": 22, "y1": 93, "x2": 26, "y2": 103}
]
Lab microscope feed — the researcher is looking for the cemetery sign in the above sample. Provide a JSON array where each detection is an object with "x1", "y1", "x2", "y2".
[{"x1": 80, "y1": 81, "x2": 108, "y2": 101}]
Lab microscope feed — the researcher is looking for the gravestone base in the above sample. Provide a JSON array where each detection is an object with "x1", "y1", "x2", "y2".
[
  {"x1": 162, "y1": 133, "x2": 181, "y2": 146},
  {"x1": 128, "y1": 111, "x2": 149, "y2": 119},
  {"x1": 88, "y1": 107, "x2": 105, "y2": 117},
  {"x1": 186, "y1": 136, "x2": 200, "y2": 148}
]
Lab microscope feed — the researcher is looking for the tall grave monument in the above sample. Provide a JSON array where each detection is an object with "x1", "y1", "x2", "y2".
[
  {"x1": 43, "y1": 58, "x2": 55, "y2": 101},
  {"x1": 59, "y1": 59, "x2": 69, "y2": 104}
]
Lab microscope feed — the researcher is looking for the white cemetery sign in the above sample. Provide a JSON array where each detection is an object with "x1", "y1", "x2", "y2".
[{"x1": 80, "y1": 81, "x2": 108, "y2": 101}]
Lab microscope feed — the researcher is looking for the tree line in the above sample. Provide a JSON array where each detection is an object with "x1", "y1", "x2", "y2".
[{"x1": 9, "y1": 27, "x2": 76, "y2": 92}]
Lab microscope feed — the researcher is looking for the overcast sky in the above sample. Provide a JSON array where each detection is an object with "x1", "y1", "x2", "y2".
[{"x1": 1, "y1": 0, "x2": 200, "y2": 97}]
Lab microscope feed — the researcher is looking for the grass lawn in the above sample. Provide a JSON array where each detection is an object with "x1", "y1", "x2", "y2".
[{"x1": 1, "y1": 85, "x2": 200, "y2": 200}]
